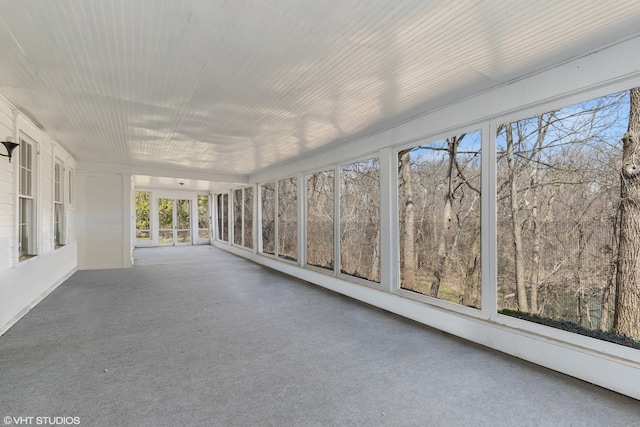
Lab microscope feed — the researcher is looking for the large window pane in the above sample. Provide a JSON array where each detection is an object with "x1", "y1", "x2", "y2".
[
  {"x1": 158, "y1": 198, "x2": 174, "y2": 244},
  {"x1": 176, "y1": 199, "x2": 191, "y2": 244},
  {"x1": 217, "y1": 194, "x2": 224, "y2": 240},
  {"x1": 340, "y1": 159, "x2": 380, "y2": 282},
  {"x1": 233, "y1": 189, "x2": 242, "y2": 246},
  {"x1": 136, "y1": 191, "x2": 151, "y2": 240},
  {"x1": 306, "y1": 170, "x2": 334, "y2": 270},
  {"x1": 244, "y1": 187, "x2": 253, "y2": 249},
  {"x1": 399, "y1": 131, "x2": 481, "y2": 308},
  {"x1": 198, "y1": 195, "x2": 210, "y2": 239},
  {"x1": 222, "y1": 194, "x2": 229, "y2": 241},
  {"x1": 261, "y1": 183, "x2": 276, "y2": 255},
  {"x1": 497, "y1": 88, "x2": 640, "y2": 347},
  {"x1": 278, "y1": 178, "x2": 297, "y2": 261}
]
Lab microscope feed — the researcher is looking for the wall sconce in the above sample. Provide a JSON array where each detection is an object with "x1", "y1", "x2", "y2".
[{"x1": 1, "y1": 137, "x2": 19, "y2": 163}]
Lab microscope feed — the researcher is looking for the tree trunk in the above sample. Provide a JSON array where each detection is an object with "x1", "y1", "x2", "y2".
[
  {"x1": 601, "y1": 214, "x2": 618, "y2": 331},
  {"x1": 370, "y1": 223, "x2": 380, "y2": 282},
  {"x1": 463, "y1": 215, "x2": 481, "y2": 308},
  {"x1": 530, "y1": 174, "x2": 540, "y2": 314},
  {"x1": 575, "y1": 224, "x2": 585, "y2": 325},
  {"x1": 526, "y1": 116, "x2": 551, "y2": 314},
  {"x1": 399, "y1": 150, "x2": 417, "y2": 290},
  {"x1": 614, "y1": 86, "x2": 640, "y2": 339},
  {"x1": 430, "y1": 137, "x2": 457, "y2": 298},
  {"x1": 506, "y1": 124, "x2": 529, "y2": 312}
]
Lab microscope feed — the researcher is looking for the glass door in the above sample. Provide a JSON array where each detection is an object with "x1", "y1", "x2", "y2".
[
  {"x1": 158, "y1": 198, "x2": 174, "y2": 245},
  {"x1": 157, "y1": 198, "x2": 192, "y2": 245},
  {"x1": 176, "y1": 199, "x2": 191, "y2": 245}
]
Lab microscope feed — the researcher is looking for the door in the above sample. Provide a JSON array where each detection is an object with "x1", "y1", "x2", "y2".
[
  {"x1": 157, "y1": 198, "x2": 192, "y2": 245},
  {"x1": 175, "y1": 199, "x2": 191, "y2": 245}
]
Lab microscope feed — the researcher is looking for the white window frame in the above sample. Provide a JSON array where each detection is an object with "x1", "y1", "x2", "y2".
[
  {"x1": 53, "y1": 158, "x2": 65, "y2": 248},
  {"x1": 18, "y1": 136, "x2": 36, "y2": 259},
  {"x1": 196, "y1": 194, "x2": 211, "y2": 241},
  {"x1": 68, "y1": 167, "x2": 73, "y2": 207}
]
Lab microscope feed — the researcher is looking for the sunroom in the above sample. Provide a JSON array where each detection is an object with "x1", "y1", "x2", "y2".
[{"x1": 1, "y1": 1, "x2": 640, "y2": 418}]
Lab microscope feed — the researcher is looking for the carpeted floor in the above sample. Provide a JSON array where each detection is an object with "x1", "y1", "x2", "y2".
[{"x1": 1, "y1": 245, "x2": 638, "y2": 426}]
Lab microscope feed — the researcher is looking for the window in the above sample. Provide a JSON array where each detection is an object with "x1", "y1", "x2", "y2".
[
  {"x1": 158, "y1": 198, "x2": 174, "y2": 244},
  {"x1": 198, "y1": 195, "x2": 210, "y2": 239},
  {"x1": 243, "y1": 187, "x2": 253, "y2": 249},
  {"x1": 217, "y1": 193, "x2": 229, "y2": 242},
  {"x1": 260, "y1": 182, "x2": 276, "y2": 255},
  {"x1": 18, "y1": 138, "x2": 35, "y2": 259},
  {"x1": 306, "y1": 170, "x2": 334, "y2": 270},
  {"x1": 176, "y1": 199, "x2": 191, "y2": 243},
  {"x1": 259, "y1": 179, "x2": 297, "y2": 259},
  {"x1": 53, "y1": 160, "x2": 64, "y2": 247},
  {"x1": 232, "y1": 188, "x2": 254, "y2": 249},
  {"x1": 278, "y1": 178, "x2": 297, "y2": 261},
  {"x1": 399, "y1": 131, "x2": 482, "y2": 308},
  {"x1": 217, "y1": 194, "x2": 224, "y2": 240},
  {"x1": 135, "y1": 191, "x2": 151, "y2": 240},
  {"x1": 68, "y1": 168, "x2": 73, "y2": 206},
  {"x1": 496, "y1": 87, "x2": 640, "y2": 345},
  {"x1": 340, "y1": 159, "x2": 380, "y2": 282},
  {"x1": 233, "y1": 189, "x2": 243, "y2": 246}
]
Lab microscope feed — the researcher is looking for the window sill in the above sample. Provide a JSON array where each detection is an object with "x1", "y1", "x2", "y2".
[{"x1": 19, "y1": 254, "x2": 37, "y2": 263}]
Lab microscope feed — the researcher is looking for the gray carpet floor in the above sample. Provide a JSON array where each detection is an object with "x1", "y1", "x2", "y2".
[{"x1": 1, "y1": 245, "x2": 638, "y2": 426}]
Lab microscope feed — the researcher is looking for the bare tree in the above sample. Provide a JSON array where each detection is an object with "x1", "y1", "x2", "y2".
[
  {"x1": 399, "y1": 149, "x2": 417, "y2": 291},
  {"x1": 430, "y1": 135, "x2": 463, "y2": 298},
  {"x1": 497, "y1": 90, "x2": 629, "y2": 335},
  {"x1": 614, "y1": 86, "x2": 640, "y2": 340},
  {"x1": 503, "y1": 122, "x2": 529, "y2": 312}
]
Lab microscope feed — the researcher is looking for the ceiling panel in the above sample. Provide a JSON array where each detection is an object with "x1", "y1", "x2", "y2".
[{"x1": 0, "y1": 0, "x2": 639, "y2": 186}]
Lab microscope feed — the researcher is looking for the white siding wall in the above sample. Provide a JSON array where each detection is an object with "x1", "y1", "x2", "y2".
[
  {"x1": 0, "y1": 101, "x2": 14, "y2": 270},
  {"x1": 0, "y1": 97, "x2": 78, "y2": 335}
]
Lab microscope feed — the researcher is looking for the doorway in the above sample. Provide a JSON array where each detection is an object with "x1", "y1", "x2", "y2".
[{"x1": 158, "y1": 198, "x2": 192, "y2": 245}]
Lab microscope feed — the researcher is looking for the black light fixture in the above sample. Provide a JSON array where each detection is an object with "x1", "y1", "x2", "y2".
[{"x1": 1, "y1": 136, "x2": 19, "y2": 163}]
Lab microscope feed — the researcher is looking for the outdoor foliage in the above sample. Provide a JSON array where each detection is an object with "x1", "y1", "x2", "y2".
[
  {"x1": 136, "y1": 191, "x2": 150, "y2": 240},
  {"x1": 217, "y1": 88, "x2": 640, "y2": 347},
  {"x1": 306, "y1": 170, "x2": 334, "y2": 270},
  {"x1": 198, "y1": 194, "x2": 210, "y2": 239},
  {"x1": 232, "y1": 188, "x2": 253, "y2": 246},
  {"x1": 261, "y1": 183, "x2": 276, "y2": 254},
  {"x1": 340, "y1": 159, "x2": 380, "y2": 282},
  {"x1": 278, "y1": 178, "x2": 297, "y2": 261},
  {"x1": 496, "y1": 87, "x2": 640, "y2": 342},
  {"x1": 399, "y1": 131, "x2": 482, "y2": 307},
  {"x1": 217, "y1": 193, "x2": 229, "y2": 242}
]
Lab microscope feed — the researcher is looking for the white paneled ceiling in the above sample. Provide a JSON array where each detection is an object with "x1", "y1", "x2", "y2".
[{"x1": 1, "y1": 0, "x2": 640, "y2": 186}]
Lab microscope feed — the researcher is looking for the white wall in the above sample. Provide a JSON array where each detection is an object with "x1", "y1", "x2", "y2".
[
  {"x1": 0, "y1": 97, "x2": 78, "y2": 335},
  {"x1": 218, "y1": 37, "x2": 640, "y2": 399},
  {"x1": 77, "y1": 167, "x2": 133, "y2": 270},
  {"x1": 0, "y1": 101, "x2": 15, "y2": 269}
]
